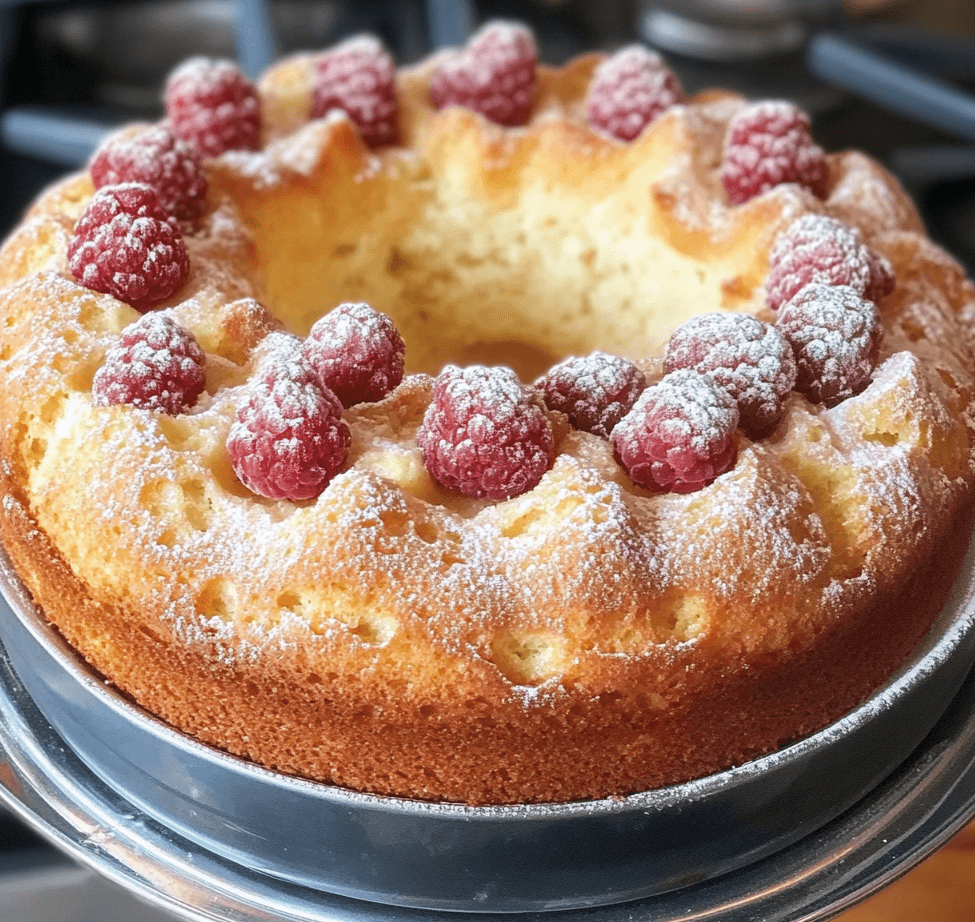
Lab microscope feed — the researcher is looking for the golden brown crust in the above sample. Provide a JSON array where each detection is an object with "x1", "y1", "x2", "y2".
[{"x1": 1, "y1": 52, "x2": 974, "y2": 804}]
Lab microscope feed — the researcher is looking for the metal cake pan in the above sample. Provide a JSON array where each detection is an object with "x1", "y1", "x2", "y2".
[{"x1": 1, "y1": 525, "x2": 975, "y2": 914}]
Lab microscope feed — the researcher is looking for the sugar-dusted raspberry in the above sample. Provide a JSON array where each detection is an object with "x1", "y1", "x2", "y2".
[
  {"x1": 429, "y1": 21, "x2": 537, "y2": 127},
  {"x1": 776, "y1": 283, "x2": 883, "y2": 406},
  {"x1": 165, "y1": 57, "x2": 260, "y2": 157},
  {"x1": 312, "y1": 35, "x2": 398, "y2": 147},
  {"x1": 665, "y1": 312, "x2": 796, "y2": 436},
  {"x1": 722, "y1": 101, "x2": 828, "y2": 205},
  {"x1": 586, "y1": 45, "x2": 683, "y2": 142},
  {"x1": 766, "y1": 213, "x2": 895, "y2": 311},
  {"x1": 90, "y1": 123, "x2": 207, "y2": 225},
  {"x1": 68, "y1": 183, "x2": 189, "y2": 312},
  {"x1": 536, "y1": 352, "x2": 647, "y2": 439},
  {"x1": 227, "y1": 343, "x2": 350, "y2": 501},
  {"x1": 302, "y1": 302, "x2": 405, "y2": 408},
  {"x1": 611, "y1": 369, "x2": 738, "y2": 494},
  {"x1": 92, "y1": 311, "x2": 205, "y2": 414},
  {"x1": 418, "y1": 364, "x2": 552, "y2": 500}
]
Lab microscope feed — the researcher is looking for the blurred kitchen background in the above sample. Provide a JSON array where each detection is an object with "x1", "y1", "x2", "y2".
[
  {"x1": 0, "y1": 0, "x2": 974, "y2": 275},
  {"x1": 1, "y1": 0, "x2": 975, "y2": 919}
]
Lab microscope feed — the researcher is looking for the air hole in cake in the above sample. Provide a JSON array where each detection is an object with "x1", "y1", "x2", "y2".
[
  {"x1": 413, "y1": 519, "x2": 440, "y2": 544},
  {"x1": 671, "y1": 594, "x2": 712, "y2": 640},
  {"x1": 349, "y1": 613, "x2": 397, "y2": 645},
  {"x1": 938, "y1": 367, "x2": 959, "y2": 391},
  {"x1": 196, "y1": 577, "x2": 238, "y2": 622},
  {"x1": 137, "y1": 623, "x2": 167, "y2": 645},
  {"x1": 491, "y1": 631, "x2": 565, "y2": 685},
  {"x1": 276, "y1": 590, "x2": 300, "y2": 609},
  {"x1": 66, "y1": 358, "x2": 100, "y2": 393},
  {"x1": 863, "y1": 429, "x2": 899, "y2": 447},
  {"x1": 26, "y1": 434, "x2": 48, "y2": 464},
  {"x1": 900, "y1": 318, "x2": 926, "y2": 342},
  {"x1": 37, "y1": 394, "x2": 64, "y2": 426},
  {"x1": 157, "y1": 415, "x2": 208, "y2": 453},
  {"x1": 179, "y1": 478, "x2": 213, "y2": 532}
]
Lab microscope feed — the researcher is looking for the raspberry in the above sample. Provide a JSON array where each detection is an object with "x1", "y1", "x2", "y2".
[
  {"x1": 776, "y1": 283, "x2": 883, "y2": 406},
  {"x1": 417, "y1": 365, "x2": 552, "y2": 500},
  {"x1": 68, "y1": 183, "x2": 189, "y2": 312},
  {"x1": 312, "y1": 35, "x2": 399, "y2": 147},
  {"x1": 165, "y1": 57, "x2": 260, "y2": 157},
  {"x1": 586, "y1": 45, "x2": 683, "y2": 142},
  {"x1": 722, "y1": 101, "x2": 828, "y2": 205},
  {"x1": 665, "y1": 313, "x2": 796, "y2": 436},
  {"x1": 92, "y1": 311, "x2": 205, "y2": 414},
  {"x1": 302, "y1": 302, "x2": 405, "y2": 407},
  {"x1": 611, "y1": 369, "x2": 738, "y2": 494},
  {"x1": 536, "y1": 352, "x2": 647, "y2": 439},
  {"x1": 429, "y1": 21, "x2": 537, "y2": 127},
  {"x1": 766, "y1": 214, "x2": 895, "y2": 311},
  {"x1": 227, "y1": 342, "x2": 350, "y2": 501},
  {"x1": 90, "y1": 123, "x2": 207, "y2": 225}
]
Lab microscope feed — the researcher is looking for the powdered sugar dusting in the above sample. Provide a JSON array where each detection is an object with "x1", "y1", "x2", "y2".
[
  {"x1": 722, "y1": 100, "x2": 827, "y2": 205},
  {"x1": 612, "y1": 369, "x2": 739, "y2": 493},
  {"x1": 537, "y1": 351, "x2": 647, "y2": 439},
  {"x1": 586, "y1": 45, "x2": 683, "y2": 142},
  {"x1": 665, "y1": 313, "x2": 796, "y2": 435},
  {"x1": 767, "y1": 213, "x2": 895, "y2": 311},
  {"x1": 777, "y1": 283, "x2": 883, "y2": 406},
  {"x1": 429, "y1": 20, "x2": 537, "y2": 127}
]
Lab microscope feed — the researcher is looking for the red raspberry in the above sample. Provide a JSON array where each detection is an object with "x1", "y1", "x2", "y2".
[
  {"x1": 586, "y1": 45, "x2": 684, "y2": 142},
  {"x1": 766, "y1": 214, "x2": 895, "y2": 311},
  {"x1": 312, "y1": 35, "x2": 399, "y2": 147},
  {"x1": 164, "y1": 57, "x2": 260, "y2": 157},
  {"x1": 611, "y1": 369, "x2": 738, "y2": 494},
  {"x1": 417, "y1": 365, "x2": 552, "y2": 500},
  {"x1": 302, "y1": 302, "x2": 405, "y2": 408},
  {"x1": 90, "y1": 123, "x2": 207, "y2": 225},
  {"x1": 227, "y1": 338, "x2": 350, "y2": 501},
  {"x1": 68, "y1": 183, "x2": 189, "y2": 312},
  {"x1": 536, "y1": 352, "x2": 646, "y2": 439},
  {"x1": 776, "y1": 283, "x2": 883, "y2": 406},
  {"x1": 665, "y1": 312, "x2": 796, "y2": 436},
  {"x1": 429, "y1": 21, "x2": 537, "y2": 127},
  {"x1": 722, "y1": 101, "x2": 828, "y2": 205},
  {"x1": 92, "y1": 311, "x2": 205, "y2": 414}
]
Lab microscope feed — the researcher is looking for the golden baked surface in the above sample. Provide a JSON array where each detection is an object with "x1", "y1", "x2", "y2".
[{"x1": 1, "y1": 43, "x2": 974, "y2": 805}]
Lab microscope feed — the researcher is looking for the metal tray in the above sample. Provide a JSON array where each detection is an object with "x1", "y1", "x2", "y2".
[
  {"x1": 4, "y1": 628, "x2": 975, "y2": 922},
  {"x1": 2, "y1": 529, "x2": 975, "y2": 915}
]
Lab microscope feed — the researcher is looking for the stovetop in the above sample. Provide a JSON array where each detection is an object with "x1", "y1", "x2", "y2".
[{"x1": 0, "y1": 1, "x2": 974, "y2": 920}]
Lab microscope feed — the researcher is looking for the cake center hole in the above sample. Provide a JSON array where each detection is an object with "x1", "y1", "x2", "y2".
[{"x1": 452, "y1": 339, "x2": 560, "y2": 382}]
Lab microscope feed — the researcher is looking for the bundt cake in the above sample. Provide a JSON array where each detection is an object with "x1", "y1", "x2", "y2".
[{"x1": 1, "y1": 22, "x2": 974, "y2": 806}]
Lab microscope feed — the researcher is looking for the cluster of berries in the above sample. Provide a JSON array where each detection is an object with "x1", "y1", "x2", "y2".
[
  {"x1": 612, "y1": 213, "x2": 890, "y2": 493},
  {"x1": 68, "y1": 58, "x2": 264, "y2": 312},
  {"x1": 79, "y1": 23, "x2": 891, "y2": 502},
  {"x1": 91, "y1": 212, "x2": 890, "y2": 503},
  {"x1": 93, "y1": 302, "x2": 406, "y2": 501}
]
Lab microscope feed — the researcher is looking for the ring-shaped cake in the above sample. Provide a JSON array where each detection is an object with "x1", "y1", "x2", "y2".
[{"x1": 1, "y1": 23, "x2": 974, "y2": 806}]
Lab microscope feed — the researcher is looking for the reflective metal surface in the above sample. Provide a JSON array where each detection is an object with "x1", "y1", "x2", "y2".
[
  {"x1": 3, "y1": 626, "x2": 975, "y2": 921},
  {"x1": 2, "y1": 523, "x2": 975, "y2": 913}
]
